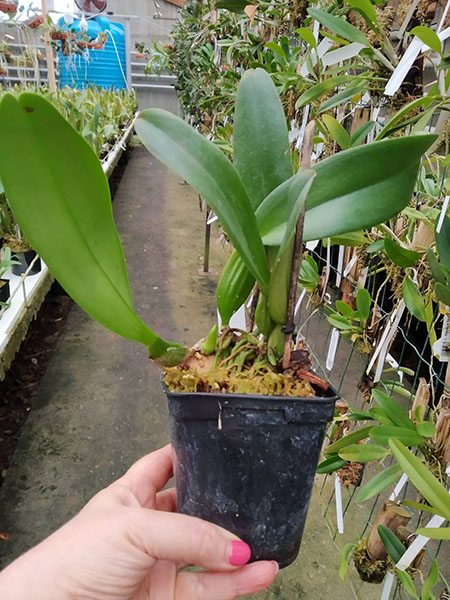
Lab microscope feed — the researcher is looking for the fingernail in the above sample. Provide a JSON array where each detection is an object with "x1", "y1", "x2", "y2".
[
  {"x1": 229, "y1": 540, "x2": 251, "y2": 566},
  {"x1": 271, "y1": 561, "x2": 280, "y2": 575}
]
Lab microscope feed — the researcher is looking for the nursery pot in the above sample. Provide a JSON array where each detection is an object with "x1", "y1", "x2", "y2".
[
  {"x1": 12, "y1": 250, "x2": 41, "y2": 276},
  {"x1": 0, "y1": 278, "x2": 10, "y2": 303},
  {"x1": 166, "y1": 384, "x2": 338, "y2": 568}
]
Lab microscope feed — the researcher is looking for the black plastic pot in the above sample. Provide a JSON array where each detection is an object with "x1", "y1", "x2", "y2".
[
  {"x1": 0, "y1": 278, "x2": 10, "y2": 303},
  {"x1": 12, "y1": 250, "x2": 41, "y2": 276},
  {"x1": 166, "y1": 384, "x2": 339, "y2": 568}
]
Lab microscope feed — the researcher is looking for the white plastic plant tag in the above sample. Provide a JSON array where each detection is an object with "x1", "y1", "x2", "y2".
[
  {"x1": 295, "y1": 288, "x2": 306, "y2": 318},
  {"x1": 296, "y1": 105, "x2": 310, "y2": 150},
  {"x1": 438, "y1": 0, "x2": 450, "y2": 32},
  {"x1": 321, "y1": 42, "x2": 365, "y2": 67},
  {"x1": 335, "y1": 475, "x2": 344, "y2": 534},
  {"x1": 432, "y1": 313, "x2": 450, "y2": 361},
  {"x1": 229, "y1": 303, "x2": 247, "y2": 330},
  {"x1": 385, "y1": 27, "x2": 450, "y2": 96},
  {"x1": 367, "y1": 301, "x2": 405, "y2": 378},
  {"x1": 381, "y1": 572, "x2": 396, "y2": 600},
  {"x1": 386, "y1": 353, "x2": 404, "y2": 383},
  {"x1": 326, "y1": 328, "x2": 340, "y2": 371},
  {"x1": 207, "y1": 214, "x2": 218, "y2": 226},
  {"x1": 343, "y1": 253, "x2": 357, "y2": 277},
  {"x1": 335, "y1": 245, "x2": 345, "y2": 288},
  {"x1": 436, "y1": 196, "x2": 449, "y2": 234},
  {"x1": 389, "y1": 473, "x2": 408, "y2": 501},
  {"x1": 306, "y1": 239, "x2": 319, "y2": 251}
]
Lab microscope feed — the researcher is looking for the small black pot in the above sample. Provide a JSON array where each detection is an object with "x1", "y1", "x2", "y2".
[
  {"x1": 0, "y1": 278, "x2": 10, "y2": 303},
  {"x1": 166, "y1": 384, "x2": 338, "y2": 568},
  {"x1": 11, "y1": 250, "x2": 41, "y2": 276}
]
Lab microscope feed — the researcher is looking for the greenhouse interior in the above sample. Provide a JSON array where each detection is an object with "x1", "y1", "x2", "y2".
[{"x1": 0, "y1": 0, "x2": 450, "y2": 598}]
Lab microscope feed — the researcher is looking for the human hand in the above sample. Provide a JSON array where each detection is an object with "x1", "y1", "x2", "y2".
[{"x1": 0, "y1": 445, "x2": 278, "y2": 599}]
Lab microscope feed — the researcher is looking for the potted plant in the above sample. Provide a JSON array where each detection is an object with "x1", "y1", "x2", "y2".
[
  {"x1": 0, "y1": 189, "x2": 41, "y2": 276},
  {"x1": 0, "y1": 246, "x2": 20, "y2": 304},
  {"x1": 0, "y1": 70, "x2": 435, "y2": 566}
]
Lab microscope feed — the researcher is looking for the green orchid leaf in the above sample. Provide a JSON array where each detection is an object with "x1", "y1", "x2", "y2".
[
  {"x1": 339, "y1": 542, "x2": 356, "y2": 581},
  {"x1": 308, "y1": 7, "x2": 371, "y2": 45},
  {"x1": 317, "y1": 454, "x2": 346, "y2": 474},
  {"x1": 322, "y1": 114, "x2": 351, "y2": 149},
  {"x1": 216, "y1": 0, "x2": 258, "y2": 12},
  {"x1": 327, "y1": 231, "x2": 371, "y2": 246},
  {"x1": 0, "y1": 93, "x2": 186, "y2": 366},
  {"x1": 136, "y1": 108, "x2": 270, "y2": 292},
  {"x1": 356, "y1": 288, "x2": 371, "y2": 322},
  {"x1": 435, "y1": 282, "x2": 450, "y2": 306},
  {"x1": 325, "y1": 425, "x2": 374, "y2": 455},
  {"x1": 319, "y1": 81, "x2": 366, "y2": 113},
  {"x1": 347, "y1": 0, "x2": 379, "y2": 31},
  {"x1": 357, "y1": 465, "x2": 402, "y2": 502},
  {"x1": 435, "y1": 215, "x2": 450, "y2": 272},
  {"x1": 336, "y1": 300, "x2": 357, "y2": 318},
  {"x1": 296, "y1": 27, "x2": 317, "y2": 50},
  {"x1": 257, "y1": 135, "x2": 436, "y2": 246},
  {"x1": 402, "y1": 277, "x2": 427, "y2": 322},
  {"x1": 338, "y1": 443, "x2": 389, "y2": 462},
  {"x1": 349, "y1": 121, "x2": 376, "y2": 147},
  {"x1": 384, "y1": 237, "x2": 420, "y2": 268},
  {"x1": 369, "y1": 426, "x2": 424, "y2": 447},
  {"x1": 299, "y1": 254, "x2": 319, "y2": 290},
  {"x1": 327, "y1": 314, "x2": 352, "y2": 330},
  {"x1": 348, "y1": 410, "x2": 375, "y2": 421},
  {"x1": 422, "y1": 560, "x2": 439, "y2": 600},
  {"x1": 234, "y1": 68, "x2": 293, "y2": 210},
  {"x1": 216, "y1": 251, "x2": 255, "y2": 325},
  {"x1": 295, "y1": 75, "x2": 355, "y2": 109},
  {"x1": 426, "y1": 248, "x2": 447, "y2": 285},
  {"x1": 402, "y1": 500, "x2": 448, "y2": 519},
  {"x1": 378, "y1": 525, "x2": 406, "y2": 563},
  {"x1": 416, "y1": 527, "x2": 450, "y2": 539},
  {"x1": 396, "y1": 569, "x2": 419, "y2": 599},
  {"x1": 367, "y1": 239, "x2": 385, "y2": 253},
  {"x1": 389, "y1": 439, "x2": 450, "y2": 521},
  {"x1": 416, "y1": 421, "x2": 436, "y2": 437},
  {"x1": 268, "y1": 171, "x2": 315, "y2": 324},
  {"x1": 410, "y1": 26, "x2": 442, "y2": 54},
  {"x1": 376, "y1": 96, "x2": 436, "y2": 140},
  {"x1": 372, "y1": 389, "x2": 416, "y2": 430}
]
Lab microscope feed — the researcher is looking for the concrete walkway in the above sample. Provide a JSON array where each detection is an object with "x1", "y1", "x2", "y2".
[{"x1": 0, "y1": 142, "x2": 377, "y2": 598}]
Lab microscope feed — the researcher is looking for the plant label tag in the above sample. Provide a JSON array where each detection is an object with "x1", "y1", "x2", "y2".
[
  {"x1": 326, "y1": 328, "x2": 340, "y2": 371},
  {"x1": 432, "y1": 313, "x2": 450, "y2": 362},
  {"x1": 335, "y1": 245, "x2": 345, "y2": 288},
  {"x1": 334, "y1": 475, "x2": 344, "y2": 534},
  {"x1": 343, "y1": 253, "x2": 357, "y2": 277}
]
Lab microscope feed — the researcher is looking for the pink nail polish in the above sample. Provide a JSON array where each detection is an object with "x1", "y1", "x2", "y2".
[{"x1": 229, "y1": 540, "x2": 251, "y2": 566}]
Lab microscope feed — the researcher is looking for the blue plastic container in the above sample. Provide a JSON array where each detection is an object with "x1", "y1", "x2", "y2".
[{"x1": 57, "y1": 16, "x2": 127, "y2": 89}]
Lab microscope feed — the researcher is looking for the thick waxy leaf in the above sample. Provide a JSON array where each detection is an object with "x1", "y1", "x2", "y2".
[
  {"x1": 402, "y1": 277, "x2": 427, "y2": 322},
  {"x1": 410, "y1": 25, "x2": 442, "y2": 54},
  {"x1": 356, "y1": 288, "x2": 371, "y2": 322},
  {"x1": 322, "y1": 114, "x2": 350, "y2": 149},
  {"x1": 416, "y1": 421, "x2": 436, "y2": 437},
  {"x1": 357, "y1": 464, "x2": 402, "y2": 502},
  {"x1": 435, "y1": 214, "x2": 450, "y2": 272},
  {"x1": 348, "y1": 0, "x2": 379, "y2": 31},
  {"x1": 317, "y1": 454, "x2": 346, "y2": 474},
  {"x1": 268, "y1": 171, "x2": 315, "y2": 324},
  {"x1": 426, "y1": 248, "x2": 446, "y2": 285},
  {"x1": 338, "y1": 443, "x2": 389, "y2": 462},
  {"x1": 422, "y1": 560, "x2": 439, "y2": 600},
  {"x1": 435, "y1": 281, "x2": 450, "y2": 306},
  {"x1": 369, "y1": 426, "x2": 424, "y2": 447},
  {"x1": 295, "y1": 75, "x2": 355, "y2": 109},
  {"x1": 136, "y1": 109, "x2": 269, "y2": 291},
  {"x1": 217, "y1": 251, "x2": 255, "y2": 325},
  {"x1": 372, "y1": 389, "x2": 416, "y2": 430},
  {"x1": 325, "y1": 425, "x2": 374, "y2": 455},
  {"x1": 257, "y1": 135, "x2": 436, "y2": 245},
  {"x1": 378, "y1": 525, "x2": 406, "y2": 563},
  {"x1": 234, "y1": 68, "x2": 292, "y2": 209},
  {"x1": 389, "y1": 439, "x2": 450, "y2": 521},
  {"x1": 339, "y1": 542, "x2": 356, "y2": 581},
  {"x1": 402, "y1": 500, "x2": 448, "y2": 518},
  {"x1": 350, "y1": 121, "x2": 376, "y2": 147},
  {"x1": 0, "y1": 94, "x2": 187, "y2": 366},
  {"x1": 308, "y1": 7, "x2": 371, "y2": 45},
  {"x1": 216, "y1": 0, "x2": 258, "y2": 12},
  {"x1": 384, "y1": 237, "x2": 420, "y2": 268},
  {"x1": 319, "y1": 81, "x2": 366, "y2": 113},
  {"x1": 376, "y1": 96, "x2": 436, "y2": 140},
  {"x1": 416, "y1": 527, "x2": 450, "y2": 539},
  {"x1": 396, "y1": 569, "x2": 418, "y2": 599}
]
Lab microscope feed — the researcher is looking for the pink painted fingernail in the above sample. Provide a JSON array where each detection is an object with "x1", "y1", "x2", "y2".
[
  {"x1": 229, "y1": 541, "x2": 251, "y2": 566},
  {"x1": 271, "y1": 561, "x2": 280, "y2": 574}
]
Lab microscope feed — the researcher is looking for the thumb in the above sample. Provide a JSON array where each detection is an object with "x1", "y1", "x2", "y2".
[{"x1": 122, "y1": 508, "x2": 252, "y2": 571}]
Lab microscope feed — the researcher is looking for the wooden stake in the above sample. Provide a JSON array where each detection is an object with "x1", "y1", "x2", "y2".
[
  {"x1": 282, "y1": 120, "x2": 315, "y2": 370},
  {"x1": 41, "y1": 0, "x2": 57, "y2": 93}
]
